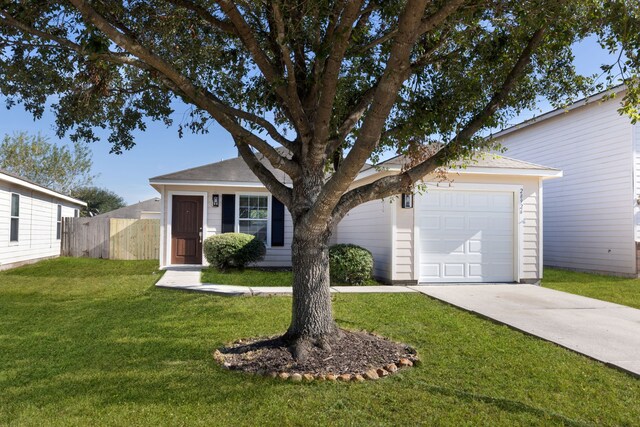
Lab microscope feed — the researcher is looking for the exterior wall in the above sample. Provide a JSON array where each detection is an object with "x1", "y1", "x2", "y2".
[
  {"x1": 393, "y1": 174, "x2": 543, "y2": 282},
  {"x1": 159, "y1": 185, "x2": 292, "y2": 268},
  {"x1": 500, "y1": 99, "x2": 636, "y2": 275},
  {"x1": 0, "y1": 180, "x2": 80, "y2": 270},
  {"x1": 334, "y1": 198, "x2": 393, "y2": 282},
  {"x1": 634, "y1": 123, "x2": 640, "y2": 242}
]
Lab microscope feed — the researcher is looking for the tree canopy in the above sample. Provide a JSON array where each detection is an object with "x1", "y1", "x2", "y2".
[
  {"x1": 70, "y1": 186, "x2": 126, "y2": 217},
  {"x1": 0, "y1": 131, "x2": 95, "y2": 194}
]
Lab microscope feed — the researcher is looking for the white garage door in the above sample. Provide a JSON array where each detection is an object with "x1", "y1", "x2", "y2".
[{"x1": 417, "y1": 190, "x2": 515, "y2": 283}]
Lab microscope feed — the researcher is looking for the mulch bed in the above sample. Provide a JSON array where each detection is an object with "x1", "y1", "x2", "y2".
[{"x1": 213, "y1": 329, "x2": 419, "y2": 381}]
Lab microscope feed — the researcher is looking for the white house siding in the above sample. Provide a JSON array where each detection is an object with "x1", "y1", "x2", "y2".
[
  {"x1": 392, "y1": 174, "x2": 542, "y2": 283},
  {"x1": 634, "y1": 123, "x2": 640, "y2": 242},
  {"x1": 159, "y1": 185, "x2": 293, "y2": 268},
  {"x1": 500, "y1": 99, "x2": 636, "y2": 275},
  {"x1": 335, "y1": 198, "x2": 393, "y2": 282},
  {"x1": 0, "y1": 180, "x2": 79, "y2": 270}
]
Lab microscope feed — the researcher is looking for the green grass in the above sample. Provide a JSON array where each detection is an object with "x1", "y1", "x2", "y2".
[
  {"x1": 201, "y1": 267, "x2": 381, "y2": 287},
  {"x1": 201, "y1": 267, "x2": 293, "y2": 286},
  {"x1": 1, "y1": 258, "x2": 640, "y2": 426},
  {"x1": 542, "y1": 267, "x2": 640, "y2": 309}
]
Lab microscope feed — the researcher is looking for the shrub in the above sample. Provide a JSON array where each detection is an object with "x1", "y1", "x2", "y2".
[
  {"x1": 203, "y1": 233, "x2": 266, "y2": 270},
  {"x1": 329, "y1": 244, "x2": 374, "y2": 285}
]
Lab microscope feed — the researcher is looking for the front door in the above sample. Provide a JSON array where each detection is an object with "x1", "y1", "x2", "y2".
[{"x1": 171, "y1": 195, "x2": 203, "y2": 264}]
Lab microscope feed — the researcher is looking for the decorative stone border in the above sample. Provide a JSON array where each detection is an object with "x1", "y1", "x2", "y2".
[{"x1": 213, "y1": 349, "x2": 420, "y2": 383}]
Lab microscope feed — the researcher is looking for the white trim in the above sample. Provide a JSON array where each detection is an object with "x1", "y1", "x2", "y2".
[
  {"x1": 0, "y1": 172, "x2": 86, "y2": 206},
  {"x1": 166, "y1": 191, "x2": 208, "y2": 267},
  {"x1": 390, "y1": 198, "x2": 397, "y2": 280},
  {"x1": 235, "y1": 192, "x2": 271, "y2": 248},
  {"x1": 538, "y1": 178, "x2": 544, "y2": 279},
  {"x1": 356, "y1": 165, "x2": 402, "y2": 181},
  {"x1": 159, "y1": 186, "x2": 166, "y2": 268},
  {"x1": 448, "y1": 167, "x2": 563, "y2": 178},
  {"x1": 413, "y1": 182, "x2": 523, "y2": 283},
  {"x1": 149, "y1": 179, "x2": 287, "y2": 188}
]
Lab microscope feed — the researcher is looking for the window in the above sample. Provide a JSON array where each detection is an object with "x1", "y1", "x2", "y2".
[
  {"x1": 74, "y1": 209, "x2": 79, "y2": 218},
  {"x1": 56, "y1": 205, "x2": 62, "y2": 240},
  {"x1": 237, "y1": 195, "x2": 268, "y2": 243},
  {"x1": 10, "y1": 193, "x2": 19, "y2": 242}
]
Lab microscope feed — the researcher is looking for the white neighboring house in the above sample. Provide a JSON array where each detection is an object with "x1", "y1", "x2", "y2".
[
  {"x1": 150, "y1": 152, "x2": 561, "y2": 284},
  {"x1": 0, "y1": 169, "x2": 86, "y2": 270},
  {"x1": 497, "y1": 85, "x2": 640, "y2": 276}
]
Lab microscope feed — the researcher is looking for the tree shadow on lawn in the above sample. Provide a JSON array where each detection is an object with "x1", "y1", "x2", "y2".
[{"x1": 2, "y1": 288, "x2": 640, "y2": 425}]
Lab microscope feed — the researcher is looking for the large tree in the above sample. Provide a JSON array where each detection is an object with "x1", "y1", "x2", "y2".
[
  {"x1": 0, "y1": 131, "x2": 95, "y2": 193},
  {"x1": 71, "y1": 186, "x2": 126, "y2": 216},
  {"x1": 1, "y1": 1, "x2": 639, "y2": 356}
]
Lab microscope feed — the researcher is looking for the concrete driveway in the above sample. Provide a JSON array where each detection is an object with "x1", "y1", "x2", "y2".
[{"x1": 411, "y1": 284, "x2": 640, "y2": 378}]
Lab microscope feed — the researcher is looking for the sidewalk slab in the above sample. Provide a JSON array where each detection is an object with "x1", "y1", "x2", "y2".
[{"x1": 412, "y1": 284, "x2": 640, "y2": 377}]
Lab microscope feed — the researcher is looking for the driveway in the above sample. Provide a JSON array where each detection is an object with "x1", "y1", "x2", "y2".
[{"x1": 411, "y1": 284, "x2": 640, "y2": 378}]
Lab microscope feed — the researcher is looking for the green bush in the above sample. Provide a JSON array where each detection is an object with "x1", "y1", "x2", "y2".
[
  {"x1": 203, "y1": 233, "x2": 266, "y2": 270},
  {"x1": 329, "y1": 244, "x2": 374, "y2": 285}
]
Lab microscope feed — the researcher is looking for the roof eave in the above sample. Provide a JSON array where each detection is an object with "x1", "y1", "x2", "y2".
[{"x1": 0, "y1": 172, "x2": 87, "y2": 206}]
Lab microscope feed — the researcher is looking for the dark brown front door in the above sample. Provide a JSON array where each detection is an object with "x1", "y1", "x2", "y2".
[{"x1": 171, "y1": 195, "x2": 203, "y2": 264}]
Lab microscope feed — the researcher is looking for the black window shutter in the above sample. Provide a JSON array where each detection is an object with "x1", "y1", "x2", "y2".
[
  {"x1": 221, "y1": 194, "x2": 235, "y2": 233},
  {"x1": 271, "y1": 196, "x2": 285, "y2": 246}
]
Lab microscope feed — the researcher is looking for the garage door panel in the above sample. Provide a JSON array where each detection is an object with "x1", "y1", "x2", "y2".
[{"x1": 418, "y1": 189, "x2": 515, "y2": 283}]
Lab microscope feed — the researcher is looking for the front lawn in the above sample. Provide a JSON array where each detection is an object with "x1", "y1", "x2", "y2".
[
  {"x1": 542, "y1": 267, "x2": 640, "y2": 309},
  {"x1": 1, "y1": 258, "x2": 639, "y2": 426}
]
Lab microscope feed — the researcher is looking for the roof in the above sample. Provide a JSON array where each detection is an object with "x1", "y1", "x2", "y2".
[
  {"x1": 0, "y1": 168, "x2": 87, "y2": 206},
  {"x1": 493, "y1": 84, "x2": 627, "y2": 138},
  {"x1": 365, "y1": 153, "x2": 560, "y2": 172},
  {"x1": 150, "y1": 149, "x2": 560, "y2": 188},
  {"x1": 149, "y1": 152, "x2": 292, "y2": 186},
  {"x1": 93, "y1": 198, "x2": 161, "y2": 219}
]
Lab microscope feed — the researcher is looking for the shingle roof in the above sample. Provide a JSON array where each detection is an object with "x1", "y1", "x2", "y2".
[
  {"x1": 149, "y1": 152, "x2": 292, "y2": 184},
  {"x1": 367, "y1": 153, "x2": 560, "y2": 171},
  {"x1": 150, "y1": 150, "x2": 558, "y2": 185},
  {"x1": 0, "y1": 168, "x2": 86, "y2": 205},
  {"x1": 94, "y1": 198, "x2": 161, "y2": 219}
]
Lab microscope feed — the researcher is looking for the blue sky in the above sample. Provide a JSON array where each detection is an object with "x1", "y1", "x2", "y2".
[{"x1": 0, "y1": 36, "x2": 618, "y2": 204}]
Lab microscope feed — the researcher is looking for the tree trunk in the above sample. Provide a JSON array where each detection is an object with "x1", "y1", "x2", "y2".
[{"x1": 284, "y1": 224, "x2": 338, "y2": 358}]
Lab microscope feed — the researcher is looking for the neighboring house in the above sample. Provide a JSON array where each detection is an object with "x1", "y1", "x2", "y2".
[
  {"x1": 497, "y1": 85, "x2": 640, "y2": 276},
  {"x1": 150, "y1": 152, "x2": 560, "y2": 284},
  {"x1": 94, "y1": 198, "x2": 161, "y2": 220},
  {"x1": 0, "y1": 169, "x2": 86, "y2": 270}
]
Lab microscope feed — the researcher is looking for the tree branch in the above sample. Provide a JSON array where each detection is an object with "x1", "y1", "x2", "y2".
[
  {"x1": 332, "y1": 27, "x2": 548, "y2": 220},
  {"x1": 167, "y1": 0, "x2": 238, "y2": 35}
]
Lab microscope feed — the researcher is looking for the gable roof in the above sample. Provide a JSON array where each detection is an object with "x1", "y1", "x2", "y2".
[
  {"x1": 363, "y1": 153, "x2": 560, "y2": 172},
  {"x1": 0, "y1": 168, "x2": 86, "y2": 206},
  {"x1": 149, "y1": 152, "x2": 292, "y2": 186}
]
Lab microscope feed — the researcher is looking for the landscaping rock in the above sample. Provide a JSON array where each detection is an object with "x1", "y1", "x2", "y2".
[
  {"x1": 303, "y1": 373, "x2": 315, "y2": 382},
  {"x1": 376, "y1": 368, "x2": 389, "y2": 377},
  {"x1": 290, "y1": 373, "x2": 303, "y2": 382},
  {"x1": 385, "y1": 363, "x2": 398, "y2": 373},
  {"x1": 326, "y1": 374, "x2": 337, "y2": 382},
  {"x1": 364, "y1": 369, "x2": 379, "y2": 380},
  {"x1": 278, "y1": 372, "x2": 290, "y2": 380},
  {"x1": 338, "y1": 374, "x2": 352, "y2": 382},
  {"x1": 352, "y1": 374, "x2": 365, "y2": 382},
  {"x1": 398, "y1": 358, "x2": 413, "y2": 367},
  {"x1": 268, "y1": 372, "x2": 278, "y2": 378},
  {"x1": 315, "y1": 374, "x2": 326, "y2": 381}
]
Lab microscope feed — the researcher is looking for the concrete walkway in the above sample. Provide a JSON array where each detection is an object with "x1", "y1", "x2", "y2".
[
  {"x1": 157, "y1": 268, "x2": 640, "y2": 377},
  {"x1": 411, "y1": 284, "x2": 640, "y2": 377},
  {"x1": 155, "y1": 267, "x2": 417, "y2": 296}
]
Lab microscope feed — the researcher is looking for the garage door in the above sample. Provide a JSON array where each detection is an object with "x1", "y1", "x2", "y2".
[{"x1": 417, "y1": 190, "x2": 515, "y2": 283}]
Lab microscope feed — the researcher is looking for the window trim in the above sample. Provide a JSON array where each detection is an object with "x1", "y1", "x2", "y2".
[
  {"x1": 235, "y1": 193, "x2": 271, "y2": 247},
  {"x1": 10, "y1": 193, "x2": 19, "y2": 243},
  {"x1": 56, "y1": 204, "x2": 62, "y2": 240}
]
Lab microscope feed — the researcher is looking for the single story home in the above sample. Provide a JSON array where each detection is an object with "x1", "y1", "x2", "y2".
[
  {"x1": 149, "y1": 152, "x2": 561, "y2": 284},
  {"x1": 0, "y1": 169, "x2": 86, "y2": 270},
  {"x1": 497, "y1": 85, "x2": 640, "y2": 276}
]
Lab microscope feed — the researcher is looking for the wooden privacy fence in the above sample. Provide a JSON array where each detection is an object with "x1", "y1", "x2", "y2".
[{"x1": 61, "y1": 217, "x2": 160, "y2": 260}]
